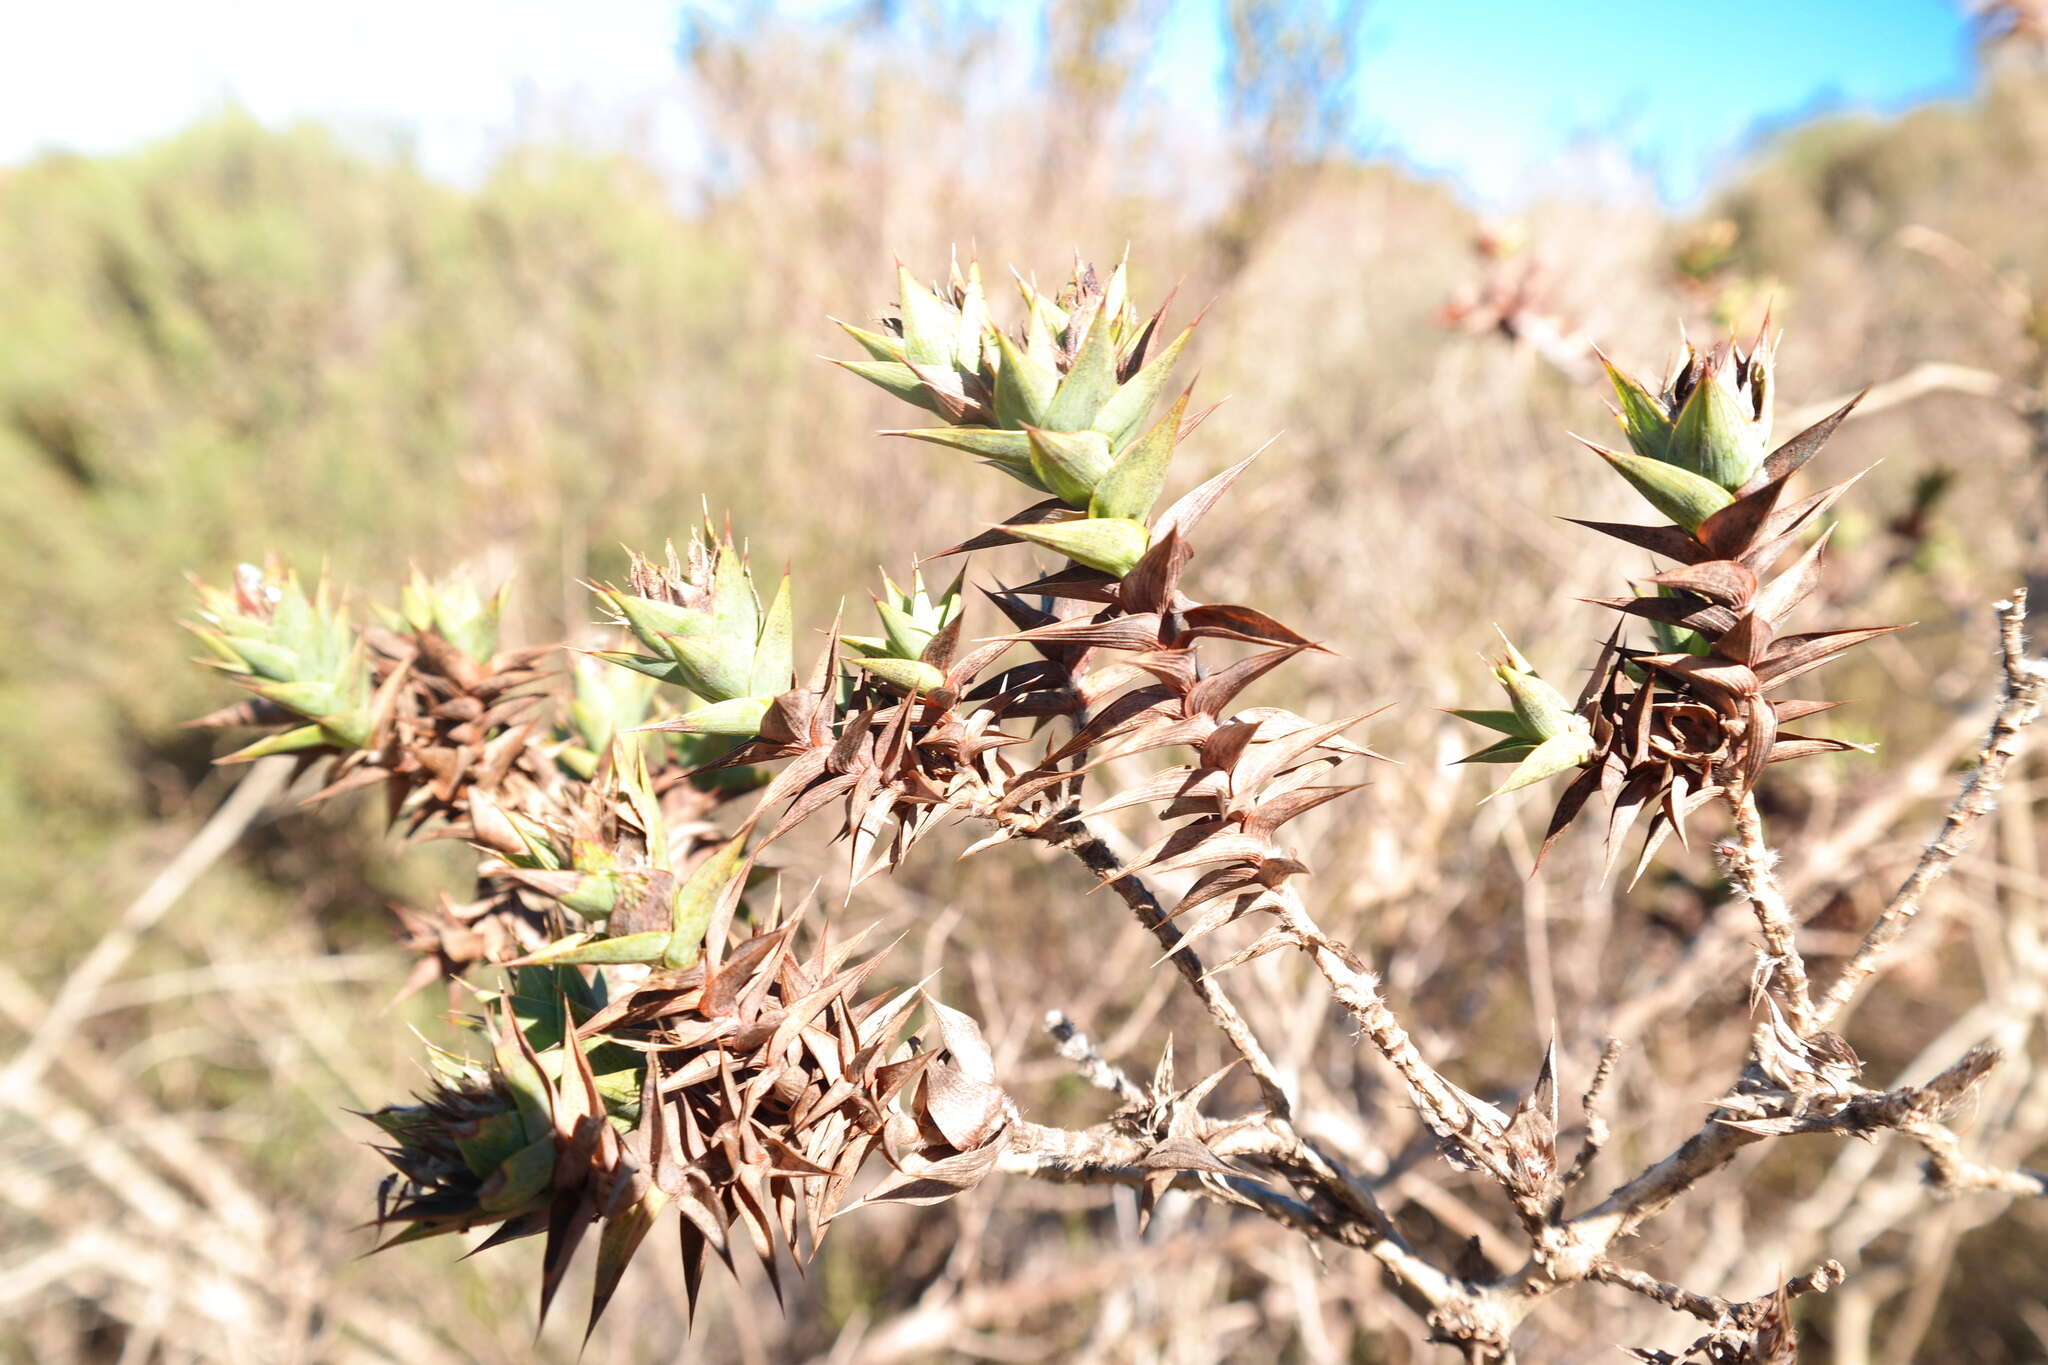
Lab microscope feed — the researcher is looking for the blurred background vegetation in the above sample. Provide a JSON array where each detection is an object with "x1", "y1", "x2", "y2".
[{"x1": 8, "y1": 3, "x2": 2048, "y2": 1361}]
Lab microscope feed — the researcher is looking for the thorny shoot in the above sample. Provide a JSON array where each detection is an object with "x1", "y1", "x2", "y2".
[{"x1": 185, "y1": 254, "x2": 2048, "y2": 1361}]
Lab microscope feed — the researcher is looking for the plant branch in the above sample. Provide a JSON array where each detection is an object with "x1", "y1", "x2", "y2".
[
  {"x1": 1042, "y1": 1008, "x2": 1144, "y2": 1103},
  {"x1": 1587, "y1": 1255, "x2": 1845, "y2": 1326},
  {"x1": 1817, "y1": 590, "x2": 2048, "y2": 1027},
  {"x1": 1000, "y1": 1110, "x2": 1464, "y2": 1311},
  {"x1": 2, "y1": 755, "x2": 293, "y2": 1095},
  {"x1": 1561, "y1": 1039, "x2": 1622, "y2": 1192},
  {"x1": 1910, "y1": 1121, "x2": 2048, "y2": 1198},
  {"x1": 1033, "y1": 812, "x2": 1297, "y2": 1120},
  {"x1": 1722, "y1": 792, "x2": 1816, "y2": 1034},
  {"x1": 1262, "y1": 883, "x2": 1519, "y2": 1189}
]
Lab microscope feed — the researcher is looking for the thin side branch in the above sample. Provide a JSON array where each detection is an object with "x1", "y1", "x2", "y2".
[
  {"x1": 1818, "y1": 591, "x2": 2048, "y2": 1026},
  {"x1": 999, "y1": 1116, "x2": 1324, "y2": 1229},
  {"x1": 1043, "y1": 1010, "x2": 1144, "y2": 1104},
  {"x1": 2, "y1": 756, "x2": 293, "y2": 1094},
  {"x1": 1909, "y1": 1122, "x2": 2048, "y2": 1198},
  {"x1": 1264, "y1": 884, "x2": 1508, "y2": 1161},
  {"x1": 1562, "y1": 1040, "x2": 1623, "y2": 1192},
  {"x1": 1588, "y1": 1255, "x2": 1845, "y2": 1327},
  {"x1": 1037, "y1": 814, "x2": 1297, "y2": 1120}
]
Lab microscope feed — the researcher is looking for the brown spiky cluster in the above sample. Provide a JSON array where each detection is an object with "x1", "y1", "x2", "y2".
[
  {"x1": 187, "y1": 563, "x2": 779, "y2": 998},
  {"x1": 331, "y1": 625, "x2": 559, "y2": 832},
  {"x1": 669, "y1": 258, "x2": 1382, "y2": 943},
  {"x1": 698, "y1": 491, "x2": 1379, "y2": 965},
  {"x1": 319, "y1": 626, "x2": 602, "y2": 992},
  {"x1": 386, "y1": 748, "x2": 737, "y2": 998},
  {"x1": 979, "y1": 523, "x2": 1381, "y2": 957},
  {"x1": 189, "y1": 577, "x2": 557, "y2": 838},
  {"x1": 185, "y1": 255, "x2": 1381, "y2": 1330},
  {"x1": 1459, "y1": 333, "x2": 1908, "y2": 875},
  {"x1": 370, "y1": 911, "x2": 1009, "y2": 1335},
  {"x1": 1441, "y1": 225, "x2": 1595, "y2": 380},
  {"x1": 1550, "y1": 394, "x2": 1905, "y2": 870}
]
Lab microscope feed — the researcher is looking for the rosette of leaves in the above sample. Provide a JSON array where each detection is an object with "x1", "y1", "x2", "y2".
[
  {"x1": 1452, "y1": 636, "x2": 1596, "y2": 800},
  {"x1": 186, "y1": 560, "x2": 377, "y2": 759},
  {"x1": 383, "y1": 569, "x2": 506, "y2": 667},
  {"x1": 470, "y1": 744, "x2": 756, "y2": 972},
  {"x1": 593, "y1": 523, "x2": 794, "y2": 738},
  {"x1": 368, "y1": 916, "x2": 1009, "y2": 1336},
  {"x1": 1596, "y1": 329, "x2": 1776, "y2": 499},
  {"x1": 840, "y1": 567, "x2": 966, "y2": 695},
  {"x1": 190, "y1": 565, "x2": 562, "y2": 840},
  {"x1": 806, "y1": 259, "x2": 1382, "y2": 921},
  {"x1": 835, "y1": 255, "x2": 1209, "y2": 578},
  {"x1": 1459, "y1": 333, "x2": 1904, "y2": 872}
]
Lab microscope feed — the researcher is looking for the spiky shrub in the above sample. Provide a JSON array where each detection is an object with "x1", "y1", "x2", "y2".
[{"x1": 186, "y1": 257, "x2": 2048, "y2": 1359}]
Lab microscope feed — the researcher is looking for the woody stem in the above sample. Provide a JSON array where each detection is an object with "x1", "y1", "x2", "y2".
[
  {"x1": 1034, "y1": 812, "x2": 1297, "y2": 1121},
  {"x1": 1724, "y1": 791, "x2": 1816, "y2": 1034}
]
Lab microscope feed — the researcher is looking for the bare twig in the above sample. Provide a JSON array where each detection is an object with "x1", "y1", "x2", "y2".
[
  {"x1": 1261, "y1": 883, "x2": 1508, "y2": 1158},
  {"x1": 2, "y1": 755, "x2": 293, "y2": 1095},
  {"x1": 999, "y1": 1115, "x2": 1324, "y2": 1229},
  {"x1": 1589, "y1": 1255, "x2": 1845, "y2": 1327},
  {"x1": 1818, "y1": 592, "x2": 2048, "y2": 1026},
  {"x1": 1037, "y1": 814, "x2": 1297, "y2": 1120},
  {"x1": 1001, "y1": 1107, "x2": 1462, "y2": 1311},
  {"x1": 1722, "y1": 793, "x2": 1816, "y2": 1033},
  {"x1": 1562, "y1": 1039, "x2": 1623, "y2": 1192},
  {"x1": 1909, "y1": 1121, "x2": 2048, "y2": 1198},
  {"x1": 1512, "y1": 1045, "x2": 2009, "y2": 1333},
  {"x1": 1043, "y1": 1009, "x2": 1144, "y2": 1103}
]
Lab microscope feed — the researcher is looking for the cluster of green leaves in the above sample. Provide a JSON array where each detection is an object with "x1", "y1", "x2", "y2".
[
  {"x1": 843, "y1": 259, "x2": 1196, "y2": 575},
  {"x1": 594, "y1": 524, "x2": 795, "y2": 738},
  {"x1": 1452, "y1": 637, "x2": 1595, "y2": 798},
  {"x1": 188, "y1": 565, "x2": 376, "y2": 757}
]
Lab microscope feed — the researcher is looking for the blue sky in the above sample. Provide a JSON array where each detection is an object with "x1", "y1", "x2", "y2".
[
  {"x1": 0, "y1": 1, "x2": 1980, "y2": 207},
  {"x1": 1342, "y1": 0, "x2": 1977, "y2": 202}
]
